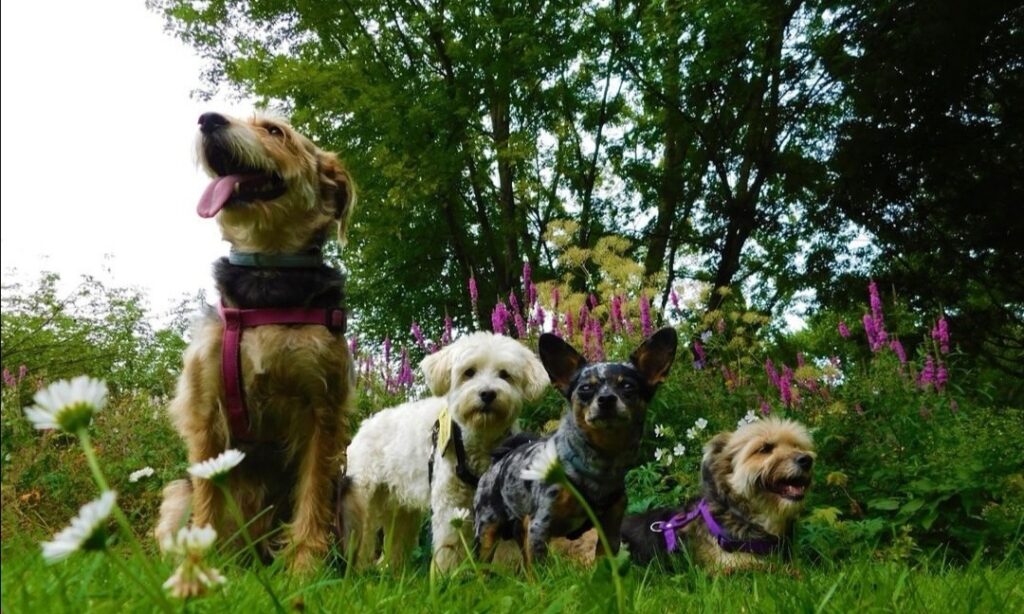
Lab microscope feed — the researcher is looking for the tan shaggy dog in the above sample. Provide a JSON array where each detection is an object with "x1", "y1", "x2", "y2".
[
  {"x1": 557, "y1": 417, "x2": 814, "y2": 572},
  {"x1": 154, "y1": 112, "x2": 356, "y2": 572}
]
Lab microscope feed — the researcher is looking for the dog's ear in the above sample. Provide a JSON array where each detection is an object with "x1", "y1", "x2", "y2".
[
  {"x1": 420, "y1": 345, "x2": 453, "y2": 397},
  {"x1": 521, "y1": 350, "x2": 553, "y2": 402},
  {"x1": 538, "y1": 334, "x2": 586, "y2": 397},
  {"x1": 630, "y1": 327, "x2": 678, "y2": 388},
  {"x1": 318, "y1": 152, "x2": 357, "y2": 246},
  {"x1": 701, "y1": 431, "x2": 733, "y2": 500}
]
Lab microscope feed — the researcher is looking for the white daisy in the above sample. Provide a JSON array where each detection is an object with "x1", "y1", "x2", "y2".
[
  {"x1": 701, "y1": 331, "x2": 713, "y2": 343},
  {"x1": 654, "y1": 424, "x2": 665, "y2": 438},
  {"x1": 737, "y1": 410, "x2": 759, "y2": 428},
  {"x1": 673, "y1": 443, "x2": 686, "y2": 457},
  {"x1": 24, "y1": 376, "x2": 107, "y2": 433},
  {"x1": 188, "y1": 450, "x2": 245, "y2": 483},
  {"x1": 520, "y1": 439, "x2": 563, "y2": 483},
  {"x1": 654, "y1": 448, "x2": 667, "y2": 462},
  {"x1": 163, "y1": 562, "x2": 227, "y2": 599},
  {"x1": 41, "y1": 491, "x2": 116, "y2": 563},
  {"x1": 161, "y1": 525, "x2": 226, "y2": 599},
  {"x1": 160, "y1": 525, "x2": 218, "y2": 556},
  {"x1": 686, "y1": 427, "x2": 698, "y2": 440},
  {"x1": 695, "y1": 418, "x2": 708, "y2": 431},
  {"x1": 129, "y1": 467, "x2": 155, "y2": 483},
  {"x1": 449, "y1": 507, "x2": 471, "y2": 529}
]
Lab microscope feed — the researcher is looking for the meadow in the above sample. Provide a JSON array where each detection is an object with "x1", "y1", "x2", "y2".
[{"x1": 2, "y1": 260, "x2": 1022, "y2": 612}]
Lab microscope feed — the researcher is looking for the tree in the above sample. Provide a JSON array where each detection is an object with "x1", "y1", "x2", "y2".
[{"x1": 822, "y1": 0, "x2": 1024, "y2": 374}]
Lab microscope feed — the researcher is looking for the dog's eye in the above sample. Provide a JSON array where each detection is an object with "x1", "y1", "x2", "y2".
[
  {"x1": 498, "y1": 369, "x2": 512, "y2": 381},
  {"x1": 463, "y1": 368, "x2": 476, "y2": 379},
  {"x1": 265, "y1": 125, "x2": 283, "y2": 136},
  {"x1": 621, "y1": 381, "x2": 636, "y2": 391},
  {"x1": 757, "y1": 443, "x2": 775, "y2": 454},
  {"x1": 577, "y1": 384, "x2": 594, "y2": 394}
]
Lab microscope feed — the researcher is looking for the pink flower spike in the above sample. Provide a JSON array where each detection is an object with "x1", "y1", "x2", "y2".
[
  {"x1": 838, "y1": 320, "x2": 851, "y2": 338},
  {"x1": 442, "y1": 314, "x2": 453, "y2": 346},
  {"x1": 468, "y1": 276, "x2": 479, "y2": 307},
  {"x1": 890, "y1": 339, "x2": 907, "y2": 365},
  {"x1": 669, "y1": 288, "x2": 680, "y2": 312},
  {"x1": 932, "y1": 316, "x2": 950, "y2": 354},
  {"x1": 411, "y1": 322, "x2": 428, "y2": 351},
  {"x1": 640, "y1": 295, "x2": 653, "y2": 338},
  {"x1": 551, "y1": 287, "x2": 561, "y2": 311}
]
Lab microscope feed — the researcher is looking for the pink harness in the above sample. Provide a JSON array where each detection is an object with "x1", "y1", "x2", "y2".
[{"x1": 219, "y1": 303, "x2": 346, "y2": 441}]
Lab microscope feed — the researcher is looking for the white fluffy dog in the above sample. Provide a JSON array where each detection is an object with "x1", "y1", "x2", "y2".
[{"x1": 343, "y1": 332, "x2": 549, "y2": 572}]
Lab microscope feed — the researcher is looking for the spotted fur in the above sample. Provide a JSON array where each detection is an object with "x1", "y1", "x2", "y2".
[{"x1": 474, "y1": 328, "x2": 677, "y2": 570}]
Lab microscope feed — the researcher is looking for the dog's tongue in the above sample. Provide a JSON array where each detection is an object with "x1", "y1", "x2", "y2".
[{"x1": 197, "y1": 175, "x2": 244, "y2": 218}]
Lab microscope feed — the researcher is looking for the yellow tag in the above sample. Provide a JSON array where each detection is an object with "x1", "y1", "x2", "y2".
[{"x1": 436, "y1": 405, "x2": 452, "y2": 455}]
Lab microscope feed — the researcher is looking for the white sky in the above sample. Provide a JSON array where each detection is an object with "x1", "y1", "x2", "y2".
[{"x1": 1, "y1": 0, "x2": 255, "y2": 319}]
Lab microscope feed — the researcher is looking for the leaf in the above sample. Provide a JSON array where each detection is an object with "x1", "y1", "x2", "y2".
[
  {"x1": 868, "y1": 498, "x2": 900, "y2": 511},
  {"x1": 808, "y1": 506, "x2": 843, "y2": 526}
]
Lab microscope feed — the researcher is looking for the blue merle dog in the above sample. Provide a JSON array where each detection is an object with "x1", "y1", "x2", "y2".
[{"x1": 473, "y1": 328, "x2": 677, "y2": 569}]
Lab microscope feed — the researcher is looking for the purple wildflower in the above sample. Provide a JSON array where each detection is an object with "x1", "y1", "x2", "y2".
[
  {"x1": 935, "y1": 364, "x2": 948, "y2": 390},
  {"x1": 533, "y1": 304, "x2": 546, "y2": 333},
  {"x1": 348, "y1": 336, "x2": 359, "y2": 358},
  {"x1": 590, "y1": 318, "x2": 605, "y2": 361},
  {"x1": 610, "y1": 295, "x2": 623, "y2": 333},
  {"x1": 491, "y1": 302, "x2": 510, "y2": 335},
  {"x1": 838, "y1": 320, "x2": 851, "y2": 339},
  {"x1": 890, "y1": 339, "x2": 907, "y2": 365},
  {"x1": 509, "y1": 290, "x2": 521, "y2": 316},
  {"x1": 779, "y1": 366, "x2": 794, "y2": 407},
  {"x1": 760, "y1": 398, "x2": 772, "y2": 416},
  {"x1": 513, "y1": 312, "x2": 527, "y2": 339},
  {"x1": 565, "y1": 312, "x2": 575, "y2": 338},
  {"x1": 693, "y1": 341, "x2": 706, "y2": 369},
  {"x1": 522, "y1": 261, "x2": 533, "y2": 305},
  {"x1": 764, "y1": 359, "x2": 781, "y2": 389},
  {"x1": 796, "y1": 352, "x2": 805, "y2": 368},
  {"x1": 396, "y1": 348, "x2": 413, "y2": 390},
  {"x1": 18, "y1": 365, "x2": 27, "y2": 381},
  {"x1": 551, "y1": 287, "x2": 561, "y2": 311},
  {"x1": 919, "y1": 356, "x2": 936, "y2": 390},
  {"x1": 2, "y1": 369, "x2": 14, "y2": 388},
  {"x1": 442, "y1": 314, "x2": 453, "y2": 347},
  {"x1": 932, "y1": 316, "x2": 950, "y2": 354},
  {"x1": 588, "y1": 293, "x2": 599, "y2": 310},
  {"x1": 669, "y1": 288, "x2": 681, "y2": 312},
  {"x1": 868, "y1": 280, "x2": 884, "y2": 325},
  {"x1": 411, "y1": 321, "x2": 428, "y2": 352},
  {"x1": 640, "y1": 295, "x2": 653, "y2": 338},
  {"x1": 468, "y1": 275, "x2": 479, "y2": 310}
]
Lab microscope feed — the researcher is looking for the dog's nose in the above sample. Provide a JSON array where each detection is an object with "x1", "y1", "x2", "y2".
[
  {"x1": 198, "y1": 112, "x2": 229, "y2": 134},
  {"x1": 479, "y1": 390, "x2": 497, "y2": 405},
  {"x1": 796, "y1": 454, "x2": 814, "y2": 470},
  {"x1": 597, "y1": 394, "x2": 618, "y2": 410}
]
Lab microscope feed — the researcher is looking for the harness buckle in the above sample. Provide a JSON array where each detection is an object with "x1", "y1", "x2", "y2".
[{"x1": 650, "y1": 521, "x2": 665, "y2": 533}]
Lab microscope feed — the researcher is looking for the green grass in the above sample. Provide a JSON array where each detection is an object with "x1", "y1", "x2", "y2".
[
  {"x1": 2, "y1": 536, "x2": 1022, "y2": 613},
  {"x1": 3, "y1": 394, "x2": 1023, "y2": 612}
]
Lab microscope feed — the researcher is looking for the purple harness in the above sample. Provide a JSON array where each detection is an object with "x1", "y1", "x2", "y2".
[{"x1": 650, "y1": 499, "x2": 780, "y2": 556}]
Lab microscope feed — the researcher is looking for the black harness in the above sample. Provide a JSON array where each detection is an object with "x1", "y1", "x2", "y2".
[{"x1": 429, "y1": 419, "x2": 480, "y2": 487}]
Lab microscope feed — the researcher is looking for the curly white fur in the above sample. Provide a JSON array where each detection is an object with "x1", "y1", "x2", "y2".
[{"x1": 343, "y1": 332, "x2": 549, "y2": 572}]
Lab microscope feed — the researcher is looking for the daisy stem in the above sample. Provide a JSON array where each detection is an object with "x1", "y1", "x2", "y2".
[
  {"x1": 104, "y1": 549, "x2": 175, "y2": 614},
  {"x1": 561, "y1": 478, "x2": 626, "y2": 614},
  {"x1": 77, "y1": 429, "x2": 168, "y2": 600},
  {"x1": 216, "y1": 483, "x2": 285, "y2": 614}
]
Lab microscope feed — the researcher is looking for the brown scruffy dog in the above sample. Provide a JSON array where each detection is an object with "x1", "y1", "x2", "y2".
[
  {"x1": 557, "y1": 417, "x2": 814, "y2": 572},
  {"x1": 155, "y1": 112, "x2": 356, "y2": 572}
]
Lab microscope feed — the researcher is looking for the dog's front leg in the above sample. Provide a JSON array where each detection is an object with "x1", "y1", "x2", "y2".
[
  {"x1": 594, "y1": 495, "x2": 627, "y2": 558},
  {"x1": 288, "y1": 413, "x2": 342, "y2": 572},
  {"x1": 524, "y1": 487, "x2": 558, "y2": 570}
]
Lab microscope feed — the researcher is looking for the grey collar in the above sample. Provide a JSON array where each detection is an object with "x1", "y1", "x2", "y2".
[{"x1": 228, "y1": 249, "x2": 323, "y2": 268}]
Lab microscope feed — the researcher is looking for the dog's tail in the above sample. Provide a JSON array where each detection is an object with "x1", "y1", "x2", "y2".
[
  {"x1": 154, "y1": 479, "x2": 192, "y2": 550},
  {"x1": 490, "y1": 431, "x2": 542, "y2": 462}
]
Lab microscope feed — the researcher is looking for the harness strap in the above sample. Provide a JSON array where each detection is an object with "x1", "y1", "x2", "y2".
[
  {"x1": 220, "y1": 304, "x2": 346, "y2": 441},
  {"x1": 651, "y1": 499, "x2": 781, "y2": 555},
  {"x1": 429, "y1": 418, "x2": 481, "y2": 488}
]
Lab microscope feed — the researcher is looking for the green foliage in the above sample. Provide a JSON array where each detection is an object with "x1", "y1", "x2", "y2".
[{"x1": 1, "y1": 271, "x2": 193, "y2": 399}]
